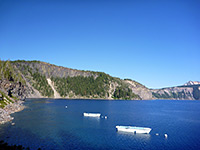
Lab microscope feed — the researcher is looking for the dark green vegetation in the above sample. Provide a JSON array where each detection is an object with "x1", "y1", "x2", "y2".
[
  {"x1": 31, "y1": 72, "x2": 53, "y2": 97},
  {"x1": 0, "y1": 60, "x2": 25, "y2": 84},
  {"x1": 51, "y1": 73, "x2": 140, "y2": 99},
  {"x1": 51, "y1": 73, "x2": 110, "y2": 98},
  {"x1": 0, "y1": 91, "x2": 14, "y2": 108},
  {"x1": 113, "y1": 86, "x2": 140, "y2": 100},
  {"x1": 0, "y1": 140, "x2": 41, "y2": 150}
]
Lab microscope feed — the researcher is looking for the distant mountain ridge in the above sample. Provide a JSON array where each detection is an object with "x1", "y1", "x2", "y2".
[
  {"x1": 151, "y1": 82, "x2": 200, "y2": 100},
  {"x1": 0, "y1": 60, "x2": 200, "y2": 105},
  {"x1": 184, "y1": 81, "x2": 200, "y2": 86}
]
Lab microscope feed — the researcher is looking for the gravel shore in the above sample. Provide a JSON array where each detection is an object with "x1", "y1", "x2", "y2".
[{"x1": 0, "y1": 100, "x2": 25, "y2": 124}]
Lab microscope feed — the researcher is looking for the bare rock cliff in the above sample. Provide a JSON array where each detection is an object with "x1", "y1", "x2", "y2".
[
  {"x1": 151, "y1": 84, "x2": 200, "y2": 100},
  {"x1": 124, "y1": 80, "x2": 153, "y2": 100}
]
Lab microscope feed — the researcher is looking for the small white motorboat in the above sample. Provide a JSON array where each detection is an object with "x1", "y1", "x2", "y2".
[
  {"x1": 83, "y1": 113, "x2": 101, "y2": 117},
  {"x1": 116, "y1": 125, "x2": 152, "y2": 134}
]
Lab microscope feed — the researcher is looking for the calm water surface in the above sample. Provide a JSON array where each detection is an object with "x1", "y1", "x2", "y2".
[{"x1": 0, "y1": 99, "x2": 200, "y2": 150}]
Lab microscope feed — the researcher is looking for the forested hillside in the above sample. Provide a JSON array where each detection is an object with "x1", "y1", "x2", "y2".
[
  {"x1": 11, "y1": 60, "x2": 141, "y2": 100},
  {"x1": 0, "y1": 60, "x2": 199, "y2": 101}
]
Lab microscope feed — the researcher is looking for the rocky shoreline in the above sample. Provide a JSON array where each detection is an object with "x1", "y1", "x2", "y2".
[{"x1": 0, "y1": 100, "x2": 25, "y2": 124}]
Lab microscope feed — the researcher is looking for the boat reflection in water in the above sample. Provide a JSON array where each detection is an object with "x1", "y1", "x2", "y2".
[{"x1": 116, "y1": 129, "x2": 151, "y2": 140}]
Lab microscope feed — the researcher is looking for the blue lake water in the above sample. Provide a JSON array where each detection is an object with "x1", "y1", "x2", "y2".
[{"x1": 0, "y1": 99, "x2": 200, "y2": 150}]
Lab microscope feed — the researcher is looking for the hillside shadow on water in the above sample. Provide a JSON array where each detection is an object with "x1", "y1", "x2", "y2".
[{"x1": 0, "y1": 140, "x2": 42, "y2": 150}]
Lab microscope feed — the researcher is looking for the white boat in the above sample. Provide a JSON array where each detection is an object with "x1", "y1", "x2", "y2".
[
  {"x1": 83, "y1": 113, "x2": 101, "y2": 117},
  {"x1": 116, "y1": 125, "x2": 152, "y2": 134}
]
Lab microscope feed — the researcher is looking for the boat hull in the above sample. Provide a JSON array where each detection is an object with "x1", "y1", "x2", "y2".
[
  {"x1": 83, "y1": 113, "x2": 101, "y2": 117},
  {"x1": 116, "y1": 126, "x2": 151, "y2": 134}
]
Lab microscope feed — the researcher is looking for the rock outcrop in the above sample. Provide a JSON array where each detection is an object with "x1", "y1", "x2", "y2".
[
  {"x1": 13, "y1": 61, "x2": 98, "y2": 79},
  {"x1": 46, "y1": 78, "x2": 61, "y2": 98},
  {"x1": 0, "y1": 100, "x2": 24, "y2": 124},
  {"x1": 124, "y1": 79, "x2": 153, "y2": 100}
]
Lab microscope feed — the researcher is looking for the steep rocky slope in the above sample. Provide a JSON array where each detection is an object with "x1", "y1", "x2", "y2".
[
  {"x1": 0, "y1": 60, "x2": 26, "y2": 124},
  {"x1": 0, "y1": 60, "x2": 32, "y2": 103},
  {"x1": 124, "y1": 79, "x2": 153, "y2": 100},
  {"x1": 11, "y1": 60, "x2": 141, "y2": 100}
]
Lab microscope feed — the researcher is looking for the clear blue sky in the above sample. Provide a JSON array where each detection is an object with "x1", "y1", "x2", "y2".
[{"x1": 0, "y1": 0, "x2": 199, "y2": 89}]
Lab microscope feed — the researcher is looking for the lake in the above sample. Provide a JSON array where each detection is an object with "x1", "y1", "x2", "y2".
[{"x1": 0, "y1": 99, "x2": 200, "y2": 150}]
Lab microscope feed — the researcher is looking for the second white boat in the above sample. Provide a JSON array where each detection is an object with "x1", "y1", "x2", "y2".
[{"x1": 83, "y1": 113, "x2": 101, "y2": 117}]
